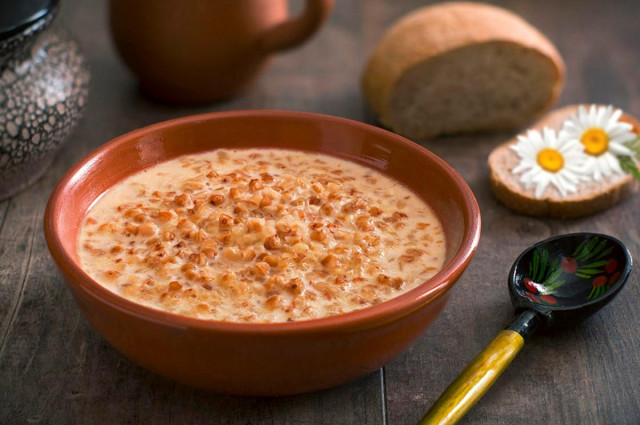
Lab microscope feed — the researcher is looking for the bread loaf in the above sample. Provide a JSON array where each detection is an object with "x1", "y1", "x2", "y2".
[
  {"x1": 489, "y1": 105, "x2": 640, "y2": 218},
  {"x1": 362, "y1": 2, "x2": 565, "y2": 139}
]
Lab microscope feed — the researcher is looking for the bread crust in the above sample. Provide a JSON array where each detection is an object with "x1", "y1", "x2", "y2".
[
  {"x1": 362, "y1": 2, "x2": 565, "y2": 139},
  {"x1": 488, "y1": 105, "x2": 640, "y2": 218}
]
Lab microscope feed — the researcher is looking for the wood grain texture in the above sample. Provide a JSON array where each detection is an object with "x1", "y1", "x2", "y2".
[
  {"x1": 0, "y1": 0, "x2": 639, "y2": 424},
  {"x1": 0, "y1": 197, "x2": 39, "y2": 357}
]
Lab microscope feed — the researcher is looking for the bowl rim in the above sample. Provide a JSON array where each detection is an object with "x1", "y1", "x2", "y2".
[{"x1": 44, "y1": 109, "x2": 481, "y2": 334}]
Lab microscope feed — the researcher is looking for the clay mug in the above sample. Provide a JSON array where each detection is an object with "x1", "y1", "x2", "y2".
[{"x1": 109, "y1": 0, "x2": 334, "y2": 104}]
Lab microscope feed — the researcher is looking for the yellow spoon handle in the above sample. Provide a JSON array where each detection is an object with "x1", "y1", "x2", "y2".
[{"x1": 418, "y1": 329, "x2": 525, "y2": 425}]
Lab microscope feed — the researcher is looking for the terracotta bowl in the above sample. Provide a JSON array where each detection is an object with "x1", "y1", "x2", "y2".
[{"x1": 44, "y1": 110, "x2": 481, "y2": 396}]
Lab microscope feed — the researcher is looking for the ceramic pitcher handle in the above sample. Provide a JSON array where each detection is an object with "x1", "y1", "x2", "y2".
[
  {"x1": 418, "y1": 329, "x2": 525, "y2": 425},
  {"x1": 260, "y1": 0, "x2": 334, "y2": 52}
]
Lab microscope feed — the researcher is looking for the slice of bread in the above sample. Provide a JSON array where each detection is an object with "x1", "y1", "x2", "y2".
[
  {"x1": 489, "y1": 105, "x2": 640, "y2": 218},
  {"x1": 362, "y1": 2, "x2": 565, "y2": 139}
]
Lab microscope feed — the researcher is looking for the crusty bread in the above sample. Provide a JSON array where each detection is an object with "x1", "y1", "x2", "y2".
[
  {"x1": 362, "y1": 2, "x2": 565, "y2": 139},
  {"x1": 489, "y1": 105, "x2": 640, "y2": 218}
]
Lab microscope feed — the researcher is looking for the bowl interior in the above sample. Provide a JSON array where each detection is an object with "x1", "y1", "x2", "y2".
[{"x1": 47, "y1": 111, "x2": 480, "y2": 327}]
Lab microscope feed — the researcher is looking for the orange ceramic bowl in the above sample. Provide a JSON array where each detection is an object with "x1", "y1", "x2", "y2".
[{"x1": 44, "y1": 111, "x2": 480, "y2": 396}]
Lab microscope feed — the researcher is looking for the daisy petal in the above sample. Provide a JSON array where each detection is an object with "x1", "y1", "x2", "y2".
[
  {"x1": 605, "y1": 153, "x2": 623, "y2": 175},
  {"x1": 551, "y1": 176, "x2": 567, "y2": 197},
  {"x1": 609, "y1": 142, "x2": 632, "y2": 156},
  {"x1": 512, "y1": 162, "x2": 530, "y2": 174},
  {"x1": 612, "y1": 132, "x2": 636, "y2": 144},
  {"x1": 608, "y1": 121, "x2": 633, "y2": 135},
  {"x1": 578, "y1": 106, "x2": 588, "y2": 127},
  {"x1": 605, "y1": 109, "x2": 623, "y2": 131},
  {"x1": 599, "y1": 156, "x2": 613, "y2": 177},
  {"x1": 534, "y1": 173, "x2": 550, "y2": 199}
]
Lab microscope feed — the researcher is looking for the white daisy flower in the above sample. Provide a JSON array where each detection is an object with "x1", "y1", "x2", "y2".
[
  {"x1": 511, "y1": 127, "x2": 588, "y2": 199},
  {"x1": 561, "y1": 105, "x2": 635, "y2": 180}
]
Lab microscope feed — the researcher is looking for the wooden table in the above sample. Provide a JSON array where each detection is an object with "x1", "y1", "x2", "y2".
[{"x1": 1, "y1": 1, "x2": 638, "y2": 423}]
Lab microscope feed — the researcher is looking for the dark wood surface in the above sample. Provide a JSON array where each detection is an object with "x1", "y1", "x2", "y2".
[{"x1": 1, "y1": 0, "x2": 639, "y2": 424}]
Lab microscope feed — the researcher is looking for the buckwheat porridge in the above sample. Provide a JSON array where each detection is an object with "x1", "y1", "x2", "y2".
[{"x1": 78, "y1": 148, "x2": 446, "y2": 322}]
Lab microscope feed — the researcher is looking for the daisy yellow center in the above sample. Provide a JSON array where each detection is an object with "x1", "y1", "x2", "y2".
[
  {"x1": 580, "y1": 128, "x2": 609, "y2": 156},
  {"x1": 537, "y1": 148, "x2": 564, "y2": 172}
]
